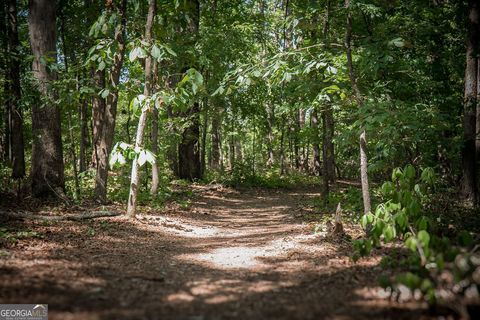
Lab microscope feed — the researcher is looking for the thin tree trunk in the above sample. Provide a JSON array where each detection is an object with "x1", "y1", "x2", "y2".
[
  {"x1": 91, "y1": 69, "x2": 105, "y2": 168},
  {"x1": 462, "y1": 0, "x2": 479, "y2": 205},
  {"x1": 359, "y1": 131, "x2": 371, "y2": 214},
  {"x1": 210, "y1": 110, "x2": 221, "y2": 170},
  {"x1": 266, "y1": 104, "x2": 275, "y2": 167},
  {"x1": 79, "y1": 99, "x2": 88, "y2": 173},
  {"x1": 94, "y1": 0, "x2": 127, "y2": 203},
  {"x1": 235, "y1": 139, "x2": 243, "y2": 164},
  {"x1": 67, "y1": 110, "x2": 80, "y2": 198},
  {"x1": 311, "y1": 107, "x2": 321, "y2": 176},
  {"x1": 150, "y1": 60, "x2": 159, "y2": 194},
  {"x1": 6, "y1": 0, "x2": 25, "y2": 179},
  {"x1": 29, "y1": 0, "x2": 65, "y2": 198},
  {"x1": 345, "y1": 0, "x2": 371, "y2": 214},
  {"x1": 127, "y1": 0, "x2": 156, "y2": 217},
  {"x1": 280, "y1": 116, "x2": 286, "y2": 175},
  {"x1": 322, "y1": 104, "x2": 335, "y2": 182},
  {"x1": 201, "y1": 98, "x2": 208, "y2": 175}
]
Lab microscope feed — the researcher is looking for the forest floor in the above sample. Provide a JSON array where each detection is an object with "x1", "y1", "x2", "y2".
[{"x1": 0, "y1": 184, "x2": 447, "y2": 319}]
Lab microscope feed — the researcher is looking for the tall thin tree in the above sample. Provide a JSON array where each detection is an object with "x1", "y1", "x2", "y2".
[
  {"x1": 127, "y1": 0, "x2": 157, "y2": 217},
  {"x1": 6, "y1": 0, "x2": 25, "y2": 179}
]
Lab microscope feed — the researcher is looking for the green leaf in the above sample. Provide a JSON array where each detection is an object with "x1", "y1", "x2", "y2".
[
  {"x1": 395, "y1": 212, "x2": 407, "y2": 229},
  {"x1": 212, "y1": 86, "x2": 225, "y2": 96},
  {"x1": 416, "y1": 216, "x2": 428, "y2": 231},
  {"x1": 404, "y1": 165, "x2": 415, "y2": 180},
  {"x1": 138, "y1": 150, "x2": 147, "y2": 166},
  {"x1": 145, "y1": 150, "x2": 156, "y2": 164},
  {"x1": 418, "y1": 230, "x2": 430, "y2": 247},
  {"x1": 383, "y1": 225, "x2": 396, "y2": 242},
  {"x1": 392, "y1": 168, "x2": 402, "y2": 182},
  {"x1": 151, "y1": 45, "x2": 161, "y2": 59},
  {"x1": 98, "y1": 60, "x2": 106, "y2": 71},
  {"x1": 405, "y1": 236, "x2": 417, "y2": 252},
  {"x1": 100, "y1": 89, "x2": 110, "y2": 99},
  {"x1": 164, "y1": 45, "x2": 177, "y2": 57},
  {"x1": 129, "y1": 48, "x2": 138, "y2": 62},
  {"x1": 361, "y1": 213, "x2": 374, "y2": 229},
  {"x1": 389, "y1": 37, "x2": 405, "y2": 48}
]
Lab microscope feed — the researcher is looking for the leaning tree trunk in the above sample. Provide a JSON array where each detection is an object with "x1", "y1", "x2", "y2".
[
  {"x1": 28, "y1": 0, "x2": 65, "y2": 198},
  {"x1": 93, "y1": 0, "x2": 127, "y2": 203},
  {"x1": 462, "y1": 0, "x2": 479, "y2": 206},
  {"x1": 6, "y1": 0, "x2": 25, "y2": 179},
  {"x1": 127, "y1": 0, "x2": 156, "y2": 218},
  {"x1": 345, "y1": 0, "x2": 371, "y2": 214}
]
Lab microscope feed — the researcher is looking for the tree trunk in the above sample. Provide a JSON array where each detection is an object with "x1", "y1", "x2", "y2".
[
  {"x1": 311, "y1": 107, "x2": 321, "y2": 176},
  {"x1": 177, "y1": 0, "x2": 202, "y2": 180},
  {"x1": 6, "y1": 0, "x2": 25, "y2": 179},
  {"x1": 178, "y1": 103, "x2": 202, "y2": 180},
  {"x1": 210, "y1": 110, "x2": 221, "y2": 170},
  {"x1": 127, "y1": 0, "x2": 156, "y2": 217},
  {"x1": 345, "y1": 0, "x2": 371, "y2": 214},
  {"x1": 322, "y1": 104, "x2": 335, "y2": 183},
  {"x1": 266, "y1": 104, "x2": 275, "y2": 167},
  {"x1": 79, "y1": 99, "x2": 89, "y2": 173},
  {"x1": 93, "y1": 0, "x2": 127, "y2": 203},
  {"x1": 360, "y1": 131, "x2": 371, "y2": 214},
  {"x1": 29, "y1": 0, "x2": 65, "y2": 198},
  {"x1": 462, "y1": 0, "x2": 479, "y2": 205},
  {"x1": 200, "y1": 98, "x2": 208, "y2": 175},
  {"x1": 150, "y1": 60, "x2": 159, "y2": 194},
  {"x1": 91, "y1": 69, "x2": 105, "y2": 168},
  {"x1": 280, "y1": 116, "x2": 286, "y2": 175},
  {"x1": 235, "y1": 139, "x2": 243, "y2": 164}
]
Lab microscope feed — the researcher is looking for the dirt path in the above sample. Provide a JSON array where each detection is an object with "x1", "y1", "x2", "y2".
[{"x1": 0, "y1": 186, "x2": 429, "y2": 319}]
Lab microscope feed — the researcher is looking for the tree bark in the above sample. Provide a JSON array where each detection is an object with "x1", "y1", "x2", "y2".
[
  {"x1": 79, "y1": 99, "x2": 89, "y2": 173},
  {"x1": 93, "y1": 0, "x2": 127, "y2": 203},
  {"x1": 127, "y1": 0, "x2": 156, "y2": 217},
  {"x1": 462, "y1": 0, "x2": 479, "y2": 205},
  {"x1": 200, "y1": 97, "x2": 208, "y2": 175},
  {"x1": 28, "y1": 0, "x2": 65, "y2": 198},
  {"x1": 359, "y1": 131, "x2": 371, "y2": 214},
  {"x1": 266, "y1": 104, "x2": 275, "y2": 167},
  {"x1": 210, "y1": 110, "x2": 221, "y2": 170},
  {"x1": 178, "y1": 103, "x2": 202, "y2": 179},
  {"x1": 322, "y1": 104, "x2": 335, "y2": 183},
  {"x1": 345, "y1": 0, "x2": 371, "y2": 214},
  {"x1": 177, "y1": 0, "x2": 202, "y2": 180},
  {"x1": 311, "y1": 107, "x2": 321, "y2": 176},
  {"x1": 6, "y1": 0, "x2": 25, "y2": 179},
  {"x1": 150, "y1": 60, "x2": 159, "y2": 194}
]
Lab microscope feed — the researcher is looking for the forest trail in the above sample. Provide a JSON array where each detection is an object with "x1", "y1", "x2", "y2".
[{"x1": 0, "y1": 186, "x2": 428, "y2": 320}]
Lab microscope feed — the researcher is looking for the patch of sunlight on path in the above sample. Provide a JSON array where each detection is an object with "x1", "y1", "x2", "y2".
[{"x1": 177, "y1": 234, "x2": 317, "y2": 269}]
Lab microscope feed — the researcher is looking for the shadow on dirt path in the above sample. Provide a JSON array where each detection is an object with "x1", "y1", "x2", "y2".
[{"x1": 0, "y1": 185, "x2": 431, "y2": 319}]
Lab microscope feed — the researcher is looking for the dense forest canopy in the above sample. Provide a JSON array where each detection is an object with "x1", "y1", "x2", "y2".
[{"x1": 0, "y1": 0, "x2": 479, "y2": 319}]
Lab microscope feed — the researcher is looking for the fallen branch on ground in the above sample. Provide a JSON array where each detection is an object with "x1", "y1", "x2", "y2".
[{"x1": 0, "y1": 210, "x2": 121, "y2": 221}]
